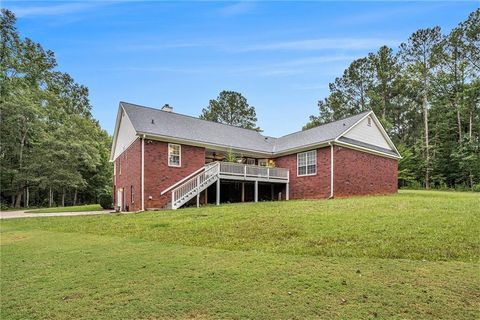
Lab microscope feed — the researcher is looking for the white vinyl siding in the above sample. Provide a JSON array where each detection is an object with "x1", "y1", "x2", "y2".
[
  {"x1": 344, "y1": 116, "x2": 391, "y2": 149},
  {"x1": 297, "y1": 150, "x2": 316, "y2": 176},
  {"x1": 113, "y1": 110, "x2": 137, "y2": 160},
  {"x1": 168, "y1": 143, "x2": 181, "y2": 167}
]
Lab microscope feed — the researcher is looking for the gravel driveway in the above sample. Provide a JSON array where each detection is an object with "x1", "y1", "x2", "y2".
[{"x1": 0, "y1": 210, "x2": 113, "y2": 219}]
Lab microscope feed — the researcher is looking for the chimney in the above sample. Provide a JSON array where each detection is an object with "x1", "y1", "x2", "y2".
[{"x1": 161, "y1": 104, "x2": 173, "y2": 112}]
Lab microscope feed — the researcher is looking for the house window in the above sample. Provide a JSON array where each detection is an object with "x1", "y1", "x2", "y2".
[
  {"x1": 246, "y1": 158, "x2": 256, "y2": 165},
  {"x1": 119, "y1": 157, "x2": 122, "y2": 175},
  {"x1": 297, "y1": 150, "x2": 316, "y2": 176},
  {"x1": 168, "y1": 143, "x2": 181, "y2": 167},
  {"x1": 258, "y1": 159, "x2": 268, "y2": 167},
  {"x1": 131, "y1": 185, "x2": 135, "y2": 203}
]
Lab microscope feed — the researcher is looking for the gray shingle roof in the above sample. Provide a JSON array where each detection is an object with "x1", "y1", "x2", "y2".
[{"x1": 121, "y1": 102, "x2": 371, "y2": 154}]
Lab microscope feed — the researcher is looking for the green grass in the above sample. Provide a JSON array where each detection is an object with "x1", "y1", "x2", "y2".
[
  {"x1": 24, "y1": 204, "x2": 103, "y2": 213},
  {"x1": 1, "y1": 190, "x2": 479, "y2": 319}
]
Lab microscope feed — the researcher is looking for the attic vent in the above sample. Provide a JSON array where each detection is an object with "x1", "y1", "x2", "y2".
[
  {"x1": 161, "y1": 104, "x2": 173, "y2": 112},
  {"x1": 151, "y1": 119, "x2": 155, "y2": 124},
  {"x1": 367, "y1": 117, "x2": 372, "y2": 127}
]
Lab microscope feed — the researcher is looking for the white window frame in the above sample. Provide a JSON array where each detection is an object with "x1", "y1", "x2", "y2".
[
  {"x1": 297, "y1": 150, "x2": 317, "y2": 177},
  {"x1": 258, "y1": 159, "x2": 268, "y2": 167},
  {"x1": 168, "y1": 143, "x2": 181, "y2": 167},
  {"x1": 131, "y1": 185, "x2": 135, "y2": 204}
]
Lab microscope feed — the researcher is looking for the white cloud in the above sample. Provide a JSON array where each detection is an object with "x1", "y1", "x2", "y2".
[
  {"x1": 8, "y1": 2, "x2": 110, "y2": 18},
  {"x1": 106, "y1": 55, "x2": 353, "y2": 77},
  {"x1": 237, "y1": 38, "x2": 401, "y2": 52},
  {"x1": 217, "y1": 1, "x2": 256, "y2": 17}
]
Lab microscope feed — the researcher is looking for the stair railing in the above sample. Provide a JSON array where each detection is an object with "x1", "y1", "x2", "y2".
[{"x1": 171, "y1": 162, "x2": 220, "y2": 209}]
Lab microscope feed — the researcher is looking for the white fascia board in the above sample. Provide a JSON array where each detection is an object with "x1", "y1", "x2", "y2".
[
  {"x1": 109, "y1": 104, "x2": 124, "y2": 162},
  {"x1": 110, "y1": 103, "x2": 139, "y2": 162},
  {"x1": 336, "y1": 111, "x2": 401, "y2": 157},
  {"x1": 334, "y1": 140, "x2": 401, "y2": 160},
  {"x1": 139, "y1": 132, "x2": 274, "y2": 158}
]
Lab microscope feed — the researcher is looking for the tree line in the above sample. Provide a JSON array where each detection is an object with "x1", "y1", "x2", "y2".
[
  {"x1": 305, "y1": 9, "x2": 479, "y2": 190},
  {"x1": 0, "y1": 9, "x2": 112, "y2": 208}
]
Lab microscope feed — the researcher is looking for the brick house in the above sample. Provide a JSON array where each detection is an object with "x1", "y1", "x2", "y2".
[{"x1": 110, "y1": 102, "x2": 400, "y2": 211}]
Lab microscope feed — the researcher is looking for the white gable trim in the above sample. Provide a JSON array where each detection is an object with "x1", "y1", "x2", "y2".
[
  {"x1": 335, "y1": 111, "x2": 400, "y2": 157},
  {"x1": 110, "y1": 104, "x2": 139, "y2": 161}
]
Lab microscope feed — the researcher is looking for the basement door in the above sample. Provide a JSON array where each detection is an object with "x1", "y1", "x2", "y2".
[{"x1": 117, "y1": 188, "x2": 123, "y2": 211}]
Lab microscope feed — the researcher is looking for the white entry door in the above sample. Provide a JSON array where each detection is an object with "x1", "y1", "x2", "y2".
[{"x1": 117, "y1": 188, "x2": 123, "y2": 211}]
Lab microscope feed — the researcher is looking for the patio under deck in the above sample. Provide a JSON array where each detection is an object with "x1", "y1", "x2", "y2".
[{"x1": 201, "y1": 162, "x2": 290, "y2": 206}]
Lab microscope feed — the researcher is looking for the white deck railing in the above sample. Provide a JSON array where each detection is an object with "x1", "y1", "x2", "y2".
[{"x1": 219, "y1": 162, "x2": 289, "y2": 181}]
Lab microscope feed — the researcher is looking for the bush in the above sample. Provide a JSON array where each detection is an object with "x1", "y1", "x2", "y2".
[
  {"x1": 400, "y1": 180, "x2": 423, "y2": 190},
  {"x1": 0, "y1": 202, "x2": 9, "y2": 211},
  {"x1": 98, "y1": 193, "x2": 113, "y2": 209},
  {"x1": 473, "y1": 184, "x2": 480, "y2": 192}
]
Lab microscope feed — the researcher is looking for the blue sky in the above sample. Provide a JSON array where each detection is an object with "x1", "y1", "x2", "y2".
[{"x1": 4, "y1": 1, "x2": 478, "y2": 136}]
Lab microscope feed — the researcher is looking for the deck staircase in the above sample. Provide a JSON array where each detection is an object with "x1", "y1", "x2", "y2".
[{"x1": 167, "y1": 162, "x2": 220, "y2": 210}]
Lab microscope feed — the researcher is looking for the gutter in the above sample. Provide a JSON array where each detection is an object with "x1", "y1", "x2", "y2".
[
  {"x1": 141, "y1": 134, "x2": 145, "y2": 211},
  {"x1": 328, "y1": 142, "x2": 334, "y2": 199}
]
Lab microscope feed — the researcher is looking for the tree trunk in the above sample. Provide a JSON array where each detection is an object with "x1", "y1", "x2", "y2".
[
  {"x1": 382, "y1": 91, "x2": 387, "y2": 119},
  {"x1": 73, "y1": 189, "x2": 77, "y2": 206},
  {"x1": 49, "y1": 188, "x2": 53, "y2": 207},
  {"x1": 454, "y1": 99, "x2": 462, "y2": 142},
  {"x1": 61, "y1": 188, "x2": 65, "y2": 207},
  {"x1": 423, "y1": 95, "x2": 430, "y2": 190},
  {"x1": 26, "y1": 187, "x2": 29, "y2": 208},
  {"x1": 469, "y1": 111, "x2": 473, "y2": 141},
  {"x1": 14, "y1": 190, "x2": 23, "y2": 208}
]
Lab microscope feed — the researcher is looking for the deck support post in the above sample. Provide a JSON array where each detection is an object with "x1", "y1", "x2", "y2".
[
  {"x1": 196, "y1": 193, "x2": 200, "y2": 208},
  {"x1": 204, "y1": 189, "x2": 208, "y2": 204},
  {"x1": 271, "y1": 184, "x2": 274, "y2": 200},
  {"x1": 216, "y1": 178, "x2": 220, "y2": 205},
  {"x1": 254, "y1": 180, "x2": 258, "y2": 202},
  {"x1": 241, "y1": 182, "x2": 245, "y2": 202},
  {"x1": 286, "y1": 183, "x2": 289, "y2": 200}
]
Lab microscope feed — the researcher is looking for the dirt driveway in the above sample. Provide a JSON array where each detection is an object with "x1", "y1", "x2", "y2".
[{"x1": 0, "y1": 210, "x2": 113, "y2": 219}]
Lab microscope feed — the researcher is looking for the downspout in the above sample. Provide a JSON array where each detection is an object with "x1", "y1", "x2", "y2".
[
  {"x1": 329, "y1": 142, "x2": 334, "y2": 199},
  {"x1": 141, "y1": 135, "x2": 145, "y2": 211}
]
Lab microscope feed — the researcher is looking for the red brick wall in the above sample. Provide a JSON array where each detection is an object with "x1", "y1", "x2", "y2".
[
  {"x1": 275, "y1": 147, "x2": 331, "y2": 199},
  {"x1": 275, "y1": 146, "x2": 398, "y2": 200},
  {"x1": 113, "y1": 138, "x2": 142, "y2": 212},
  {"x1": 144, "y1": 140, "x2": 205, "y2": 209},
  {"x1": 333, "y1": 146, "x2": 398, "y2": 197}
]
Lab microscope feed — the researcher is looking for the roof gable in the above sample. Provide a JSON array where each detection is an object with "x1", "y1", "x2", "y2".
[
  {"x1": 337, "y1": 111, "x2": 400, "y2": 157},
  {"x1": 110, "y1": 106, "x2": 138, "y2": 161}
]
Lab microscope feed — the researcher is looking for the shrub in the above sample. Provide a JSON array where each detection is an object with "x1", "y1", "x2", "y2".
[
  {"x1": 473, "y1": 183, "x2": 480, "y2": 192},
  {"x1": 0, "y1": 202, "x2": 9, "y2": 211},
  {"x1": 99, "y1": 193, "x2": 113, "y2": 209}
]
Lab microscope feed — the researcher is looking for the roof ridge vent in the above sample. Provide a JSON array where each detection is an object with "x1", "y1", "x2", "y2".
[{"x1": 161, "y1": 104, "x2": 173, "y2": 112}]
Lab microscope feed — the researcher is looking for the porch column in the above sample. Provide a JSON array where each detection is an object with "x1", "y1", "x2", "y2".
[
  {"x1": 241, "y1": 182, "x2": 245, "y2": 202},
  {"x1": 254, "y1": 180, "x2": 258, "y2": 202},
  {"x1": 286, "y1": 183, "x2": 289, "y2": 200},
  {"x1": 216, "y1": 179, "x2": 220, "y2": 205}
]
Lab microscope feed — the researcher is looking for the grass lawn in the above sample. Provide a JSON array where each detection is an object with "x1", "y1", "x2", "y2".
[
  {"x1": 1, "y1": 190, "x2": 479, "y2": 319},
  {"x1": 24, "y1": 204, "x2": 103, "y2": 213}
]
